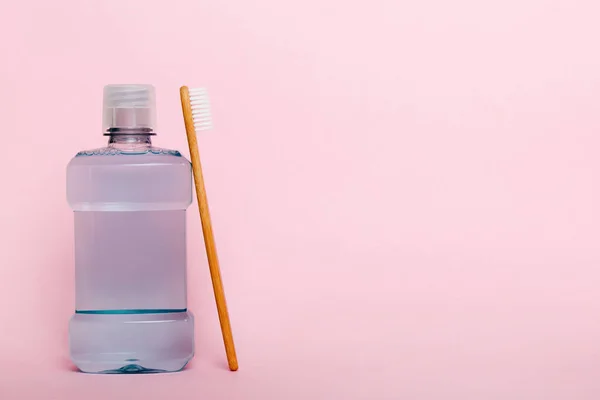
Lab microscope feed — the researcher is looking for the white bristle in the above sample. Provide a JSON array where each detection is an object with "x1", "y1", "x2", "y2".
[{"x1": 187, "y1": 87, "x2": 213, "y2": 131}]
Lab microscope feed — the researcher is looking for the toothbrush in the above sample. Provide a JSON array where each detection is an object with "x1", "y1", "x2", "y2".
[{"x1": 180, "y1": 86, "x2": 238, "y2": 371}]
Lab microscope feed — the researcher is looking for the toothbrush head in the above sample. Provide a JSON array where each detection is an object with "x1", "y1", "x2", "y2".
[{"x1": 187, "y1": 87, "x2": 213, "y2": 131}]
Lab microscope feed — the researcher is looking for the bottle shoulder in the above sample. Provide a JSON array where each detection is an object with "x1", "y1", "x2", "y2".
[
  {"x1": 68, "y1": 146, "x2": 190, "y2": 167},
  {"x1": 67, "y1": 144, "x2": 192, "y2": 211},
  {"x1": 74, "y1": 145, "x2": 183, "y2": 157}
]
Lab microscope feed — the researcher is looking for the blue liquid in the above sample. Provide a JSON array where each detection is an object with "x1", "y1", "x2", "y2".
[{"x1": 67, "y1": 148, "x2": 194, "y2": 373}]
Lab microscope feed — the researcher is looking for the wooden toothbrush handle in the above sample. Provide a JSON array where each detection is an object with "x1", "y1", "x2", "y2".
[{"x1": 180, "y1": 86, "x2": 238, "y2": 371}]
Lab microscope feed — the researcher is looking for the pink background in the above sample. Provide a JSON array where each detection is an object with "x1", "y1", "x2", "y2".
[{"x1": 2, "y1": 0, "x2": 600, "y2": 398}]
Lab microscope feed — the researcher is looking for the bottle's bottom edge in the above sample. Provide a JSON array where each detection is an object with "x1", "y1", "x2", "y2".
[
  {"x1": 69, "y1": 311, "x2": 195, "y2": 374},
  {"x1": 72, "y1": 356, "x2": 193, "y2": 374}
]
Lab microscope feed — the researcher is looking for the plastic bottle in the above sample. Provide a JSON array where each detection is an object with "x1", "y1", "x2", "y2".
[{"x1": 67, "y1": 84, "x2": 194, "y2": 373}]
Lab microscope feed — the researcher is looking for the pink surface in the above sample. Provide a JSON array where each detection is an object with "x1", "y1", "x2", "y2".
[{"x1": 2, "y1": 0, "x2": 600, "y2": 398}]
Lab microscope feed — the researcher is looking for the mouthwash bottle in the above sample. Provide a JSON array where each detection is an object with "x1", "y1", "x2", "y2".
[{"x1": 67, "y1": 84, "x2": 194, "y2": 373}]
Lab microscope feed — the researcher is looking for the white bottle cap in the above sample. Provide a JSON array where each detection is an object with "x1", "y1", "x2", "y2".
[{"x1": 103, "y1": 84, "x2": 156, "y2": 133}]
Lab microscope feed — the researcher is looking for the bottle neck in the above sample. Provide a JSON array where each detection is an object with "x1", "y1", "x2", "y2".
[{"x1": 107, "y1": 131, "x2": 153, "y2": 151}]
